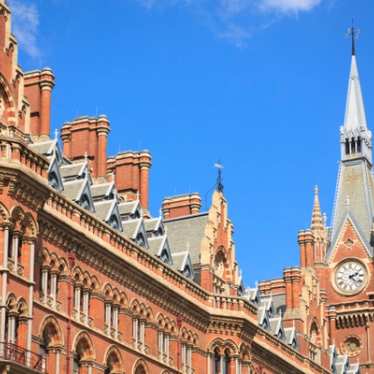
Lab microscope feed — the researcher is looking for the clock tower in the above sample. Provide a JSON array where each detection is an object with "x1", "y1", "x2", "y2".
[{"x1": 307, "y1": 29, "x2": 374, "y2": 372}]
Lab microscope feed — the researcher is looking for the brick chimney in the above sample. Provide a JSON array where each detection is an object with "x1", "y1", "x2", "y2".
[
  {"x1": 162, "y1": 193, "x2": 201, "y2": 219},
  {"x1": 107, "y1": 150, "x2": 152, "y2": 212},
  {"x1": 60, "y1": 115, "x2": 110, "y2": 178},
  {"x1": 24, "y1": 68, "x2": 55, "y2": 138}
]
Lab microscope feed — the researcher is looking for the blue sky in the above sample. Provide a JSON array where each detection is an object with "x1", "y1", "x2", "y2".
[{"x1": 8, "y1": 0, "x2": 374, "y2": 286}]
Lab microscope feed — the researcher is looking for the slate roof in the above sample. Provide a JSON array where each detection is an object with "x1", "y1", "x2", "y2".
[
  {"x1": 171, "y1": 251, "x2": 189, "y2": 272},
  {"x1": 91, "y1": 182, "x2": 114, "y2": 200},
  {"x1": 29, "y1": 139, "x2": 55, "y2": 156},
  {"x1": 94, "y1": 200, "x2": 116, "y2": 221},
  {"x1": 62, "y1": 179, "x2": 86, "y2": 201},
  {"x1": 145, "y1": 217, "x2": 161, "y2": 232},
  {"x1": 164, "y1": 213, "x2": 208, "y2": 265},
  {"x1": 60, "y1": 162, "x2": 86, "y2": 180},
  {"x1": 118, "y1": 200, "x2": 139, "y2": 216},
  {"x1": 148, "y1": 235, "x2": 165, "y2": 256},
  {"x1": 122, "y1": 218, "x2": 142, "y2": 239}
]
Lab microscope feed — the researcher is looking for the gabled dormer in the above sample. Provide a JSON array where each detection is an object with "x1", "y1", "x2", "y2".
[
  {"x1": 171, "y1": 251, "x2": 194, "y2": 279},
  {"x1": 145, "y1": 217, "x2": 165, "y2": 238},
  {"x1": 122, "y1": 218, "x2": 149, "y2": 249},
  {"x1": 94, "y1": 199, "x2": 123, "y2": 232},
  {"x1": 91, "y1": 182, "x2": 117, "y2": 201},
  {"x1": 118, "y1": 200, "x2": 142, "y2": 221},
  {"x1": 148, "y1": 235, "x2": 173, "y2": 265},
  {"x1": 62, "y1": 176, "x2": 95, "y2": 212},
  {"x1": 48, "y1": 155, "x2": 64, "y2": 192}
]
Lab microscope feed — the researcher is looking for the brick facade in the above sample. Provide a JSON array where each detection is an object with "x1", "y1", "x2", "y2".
[{"x1": 0, "y1": 1, "x2": 366, "y2": 374}]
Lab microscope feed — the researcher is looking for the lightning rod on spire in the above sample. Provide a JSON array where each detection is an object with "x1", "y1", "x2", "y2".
[{"x1": 214, "y1": 161, "x2": 224, "y2": 192}]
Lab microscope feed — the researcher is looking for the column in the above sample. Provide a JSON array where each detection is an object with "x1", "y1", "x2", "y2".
[
  {"x1": 112, "y1": 305, "x2": 119, "y2": 339},
  {"x1": 165, "y1": 334, "x2": 170, "y2": 363},
  {"x1": 74, "y1": 286, "x2": 81, "y2": 318},
  {"x1": 133, "y1": 319, "x2": 138, "y2": 347},
  {"x1": 7, "y1": 314, "x2": 15, "y2": 343},
  {"x1": 50, "y1": 273, "x2": 58, "y2": 307},
  {"x1": 105, "y1": 303, "x2": 112, "y2": 334},
  {"x1": 235, "y1": 357, "x2": 240, "y2": 374},
  {"x1": 11, "y1": 233, "x2": 19, "y2": 271},
  {"x1": 140, "y1": 320, "x2": 145, "y2": 351},
  {"x1": 0, "y1": 226, "x2": 9, "y2": 349},
  {"x1": 187, "y1": 346, "x2": 192, "y2": 373},
  {"x1": 41, "y1": 269, "x2": 49, "y2": 303},
  {"x1": 158, "y1": 331, "x2": 163, "y2": 358},
  {"x1": 181, "y1": 344, "x2": 186, "y2": 371},
  {"x1": 82, "y1": 290, "x2": 90, "y2": 325}
]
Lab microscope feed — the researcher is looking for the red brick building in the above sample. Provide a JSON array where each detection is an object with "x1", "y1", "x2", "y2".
[{"x1": 0, "y1": 1, "x2": 367, "y2": 373}]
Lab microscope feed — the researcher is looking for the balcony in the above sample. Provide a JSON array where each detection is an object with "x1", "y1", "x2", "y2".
[{"x1": 0, "y1": 343, "x2": 46, "y2": 373}]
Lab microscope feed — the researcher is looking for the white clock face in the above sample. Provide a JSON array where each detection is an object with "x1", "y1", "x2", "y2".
[{"x1": 335, "y1": 261, "x2": 367, "y2": 294}]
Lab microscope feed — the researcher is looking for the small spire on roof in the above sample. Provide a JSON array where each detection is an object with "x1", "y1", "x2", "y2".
[
  {"x1": 311, "y1": 185, "x2": 324, "y2": 231},
  {"x1": 54, "y1": 128, "x2": 59, "y2": 140},
  {"x1": 214, "y1": 161, "x2": 224, "y2": 192},
  {"x1": 347, "y1": 19, "x2": 359, "y2": 56}
]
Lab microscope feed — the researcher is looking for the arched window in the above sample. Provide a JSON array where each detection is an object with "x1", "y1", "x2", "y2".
[
  {"x1": 104, "y1": 350, "x2": 121, "y2": 374},
  {"x1": 345, "y1": 139, "x2": 350, "y2": 155},
  {"x1": 73, "y1": 335, "x2": 93, "y2": 374},
  {"x1": 222, "y1": 350, "x2": 230, "y2": 374},
  {"x1": 134, "y1": 364, "x2": 146, "y2": 374},
  {"x1": 214, "y1": 348, "x2": 221, "y2": 374}
]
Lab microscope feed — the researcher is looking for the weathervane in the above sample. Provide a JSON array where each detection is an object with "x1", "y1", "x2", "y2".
[
  {"x1": 347, "y1": 20, "x2": 360, "y2": 56},
  {"x1": 214, "y1": 161, "x2": 224, "y2": 192}
]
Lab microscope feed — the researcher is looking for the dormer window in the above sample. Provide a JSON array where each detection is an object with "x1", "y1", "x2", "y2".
[
  {"x1": 183, "y1": 266, "x2": 191, "y2": 278},
  {"x1": 48, "y1": 171, "x2": 59, "y2": 190},
  {"x1": 136, "y1": 233, "x2": 145, "y2": 247},
  {"x1": 80, "y1": 195, "x2": 91, "y2": 210},
  {"x1": 160, "y1": 249, "x2": 170, "y2": 264},
  {"x1": 109, "y1": 215, "x2": 120, "y2": 230}
]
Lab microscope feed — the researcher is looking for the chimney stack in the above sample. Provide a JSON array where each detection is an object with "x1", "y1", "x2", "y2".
[
  {"x1": 162, "y1": 193, "x2": 201, "y2": 219},
  {"x1": 60, "y1": 116, "x2": 110, "y2": 179},
  {"x1": 107, "y1": 150, "x2": 152, "y2": 212},
  {"x1": 24, "y1": 68, "x2": 55, "y2": 138}
]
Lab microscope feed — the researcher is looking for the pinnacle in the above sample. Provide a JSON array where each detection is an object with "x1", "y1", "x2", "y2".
[{"x1": 311, "y1": 185, "x2": 324, "y2": 231}]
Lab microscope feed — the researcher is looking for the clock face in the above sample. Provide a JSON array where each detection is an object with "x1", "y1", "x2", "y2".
[{"x1": 335, "y1": 261, "x2": 367, "y2": 294}]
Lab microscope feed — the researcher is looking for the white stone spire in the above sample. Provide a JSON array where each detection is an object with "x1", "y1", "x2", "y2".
[
  {"x1": 340, "y1": 43, "x2": 371, "y2": 164},
  {"x1": 343, "y1": 55, "x2": 367, "y2": 131}
]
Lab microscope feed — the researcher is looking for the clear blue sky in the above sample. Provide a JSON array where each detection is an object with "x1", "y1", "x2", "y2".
[{"x1": 9, "y1": 0, "x2": 374, "y2": 286}]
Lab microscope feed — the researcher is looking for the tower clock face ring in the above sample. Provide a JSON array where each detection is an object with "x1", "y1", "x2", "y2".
[{"x1": 335, "y1": 260, "x2": 367, "y2": 294}]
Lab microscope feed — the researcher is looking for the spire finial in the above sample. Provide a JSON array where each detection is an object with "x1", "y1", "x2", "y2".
[
  {"x1": 311, "y1": 185, "x2": 324, "y2": 231},
  {"x1": 214, "y1": 161, "x2": 224, "y2": 193},
  {"x1": 347, "y1": 20, "x2": 359, "y2": 56}
]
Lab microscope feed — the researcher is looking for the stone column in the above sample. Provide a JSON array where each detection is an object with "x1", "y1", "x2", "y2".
[
  {"x1": 11, "y1": 232, "x2": 19, "y2": 271},
  {"x1": 50, "y1": 272, "x2": 58, "y2": 307},
  {"x1": 82, "y1": 289, "x2": 90, "y2": 325},
  {"x1": 105, "y1": 303, "x2": 112, "y2": 334},
  {"x1": 112, "y1": 305, "x2": 119, "y2": 339},
  {"x1": 41, "y1": 268, "x2": 49, "y2": 303},
  {"x1": 0, "y1": 226, "x2": 9, "y2": 349},
  {"x1": 74, "y1": 286, "x2": 81, "y2": 317}
]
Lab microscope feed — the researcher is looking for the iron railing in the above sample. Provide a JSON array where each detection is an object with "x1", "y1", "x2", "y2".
[{"x1": 0, "y1": 342, "x2": 46, "y2": 373}]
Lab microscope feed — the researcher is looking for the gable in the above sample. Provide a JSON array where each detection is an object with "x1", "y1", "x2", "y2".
[{"x1": 328, "y1": 216, "x2": 371, "y2": 264}]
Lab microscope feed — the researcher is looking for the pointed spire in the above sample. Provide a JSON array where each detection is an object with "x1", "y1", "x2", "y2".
[
  {"x1": 311, "y1": 185, "x2": 324, "y2": 231},
  {"x1": 343, "y1": 27, "x2": 367, "y2": 132},
  {"x1": 214, "y1": 161, "x2": 224, "y2": 193}
]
